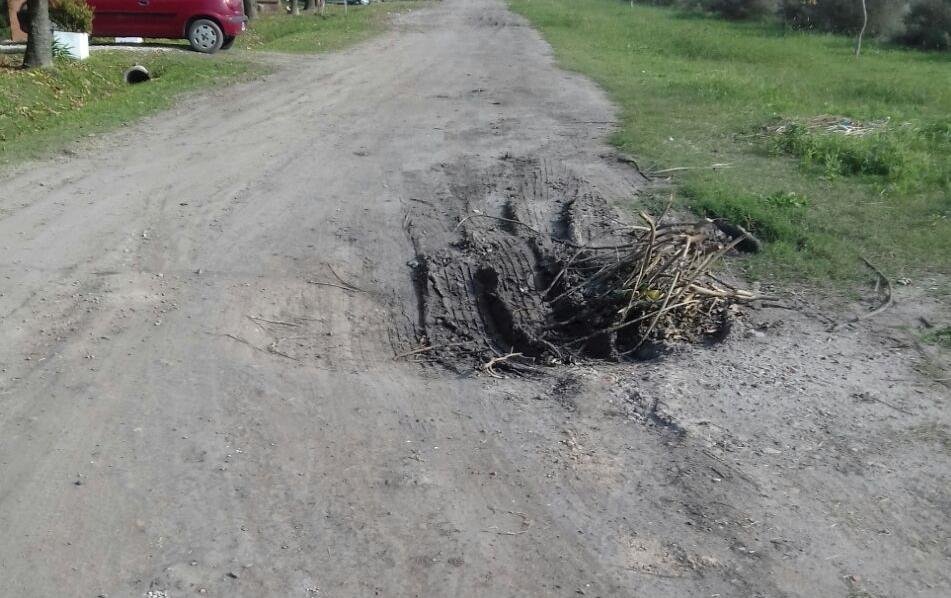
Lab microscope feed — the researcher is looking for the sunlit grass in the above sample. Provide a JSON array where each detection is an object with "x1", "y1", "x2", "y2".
[
  {"x1": 510, "y1": 0, "x2": 950, "y2": 283},
  {"x1": 0, "y1": 51, "x2": 256, "y2": 164}
]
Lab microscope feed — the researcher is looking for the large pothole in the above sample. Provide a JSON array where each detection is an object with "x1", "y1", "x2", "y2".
[{"x1": 398, "y1": 156, "x2": 755, "y2": 374}]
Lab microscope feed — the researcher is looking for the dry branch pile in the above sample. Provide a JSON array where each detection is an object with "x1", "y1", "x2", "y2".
[
  {"x1": 539, "y1": 211, "x2": 760, "y2": 361},
  {"x1": 400, "y1": 160, "x2": 763, "y2": 374}
]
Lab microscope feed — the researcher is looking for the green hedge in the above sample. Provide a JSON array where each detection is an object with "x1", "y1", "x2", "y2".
[
  {"x1": 901, "y1": 0, "x2": 951, "y2": 50},
  {"x1": 628, "y1": 0, "x2": 949, "y2": 51}
]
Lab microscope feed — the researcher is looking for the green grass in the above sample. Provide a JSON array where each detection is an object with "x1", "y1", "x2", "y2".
[
  {"x1": 0, "y1": 51, "x2": 256, "y2": 164},
  {"x1": 245, "y1": 2, "x2": 425, "y2": 53},
  {"x1": 923, "y1": 326, "x2": 951, "y2": 349},
  {"x1": 509, "y1": 0, "x2": 951, "y2": 283}
]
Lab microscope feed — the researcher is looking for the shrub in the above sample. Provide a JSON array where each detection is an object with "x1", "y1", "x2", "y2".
[
  {"x1": 900, "y1": 0, "x2": 951, "y2": 50},
  {"x1": 768, "y1": 123, "x2": 930, "y2": 184},
  {"x1": 699, "y1": 0, "x2": 774, "y2": 19},
  {"x1": 49, "y1": 0, "x2": 94, "y2": 33},
  {"x1": 779, "y1": 0, "x2": 907, "y2": 36}
]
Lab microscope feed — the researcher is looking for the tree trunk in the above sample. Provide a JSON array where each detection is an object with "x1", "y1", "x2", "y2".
[
  {"x1": 291, "y1": 0, "x2": 300, "y2": 15},
  {"x1": 855, "y1": 0, "x2": 868, "y2": 56},
  {"x1": 243, "y1": 0, "x2": 258, "y2": 20},
  {"x1": 318, "y1": 0, "x2": 325, "y2": 16},
  {"x1": 304, "y1": 0, "x2": 314, "y2": 11},
  {"x1": 23, "y1": 0, "x2": 52, "y2": 69}
]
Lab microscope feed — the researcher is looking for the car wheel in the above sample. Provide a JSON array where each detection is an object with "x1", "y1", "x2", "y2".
[
  {"x1": 221, "y1": 36, "x2": 236, "y2": 50},
  {"x1": 187, "y1": 19, "x2": 224, "y2": 54}
]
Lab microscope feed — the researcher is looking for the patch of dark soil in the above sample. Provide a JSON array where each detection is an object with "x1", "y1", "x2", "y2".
[
  {"x1": 549, "y1": 375, "x2": 581, "y2": 411},
  {"x1": 399, "y1": 156, "x2": 753, "y2": 374}
]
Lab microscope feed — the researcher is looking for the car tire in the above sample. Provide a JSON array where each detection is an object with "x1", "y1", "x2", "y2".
[
  {"x1": 187, "y1": 19, "x2": 224, "y2": 54},
  {"x1": 221, "y1": 36, "x2": 236, "y2": 50}
]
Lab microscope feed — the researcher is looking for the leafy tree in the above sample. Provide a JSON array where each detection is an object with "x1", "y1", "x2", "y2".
[
  {"x1": 779, "y1": 0, "x2": 905, "y2": 37},
  {"x1": 901, "y1": 0, "x2": 951, "y2": 50},
  {"x1": 700, "y1": 0, "x2": 773, "y2": 20}
]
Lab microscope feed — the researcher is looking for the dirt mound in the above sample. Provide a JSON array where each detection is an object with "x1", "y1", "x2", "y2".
[{"x1": 399, "y1": 156, "x2": 755, "y2": 374}]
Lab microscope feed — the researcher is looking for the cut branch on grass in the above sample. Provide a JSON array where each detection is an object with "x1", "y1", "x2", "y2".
[{"x1": 649, "y1": 163, "x2": 732, "y2": 176}]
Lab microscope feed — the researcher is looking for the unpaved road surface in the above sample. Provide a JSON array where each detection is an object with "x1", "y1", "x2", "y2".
[{"x1": 1, "y1": 1, "x2": 949, "y2": 596}]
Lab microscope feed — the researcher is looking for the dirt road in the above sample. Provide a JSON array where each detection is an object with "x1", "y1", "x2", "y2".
[{"x1": 1, "y1": 1, "x2": 948, "y2": 596}]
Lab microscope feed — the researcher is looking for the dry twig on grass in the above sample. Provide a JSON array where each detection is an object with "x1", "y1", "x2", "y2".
[{"x1": 650, "y1": 163, "x2": 732, "y2": 176}]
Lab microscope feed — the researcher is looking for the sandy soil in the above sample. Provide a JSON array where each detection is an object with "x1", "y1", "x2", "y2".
[{"x1": 0, "y1": 0, "x2": 948, "y2": 596}]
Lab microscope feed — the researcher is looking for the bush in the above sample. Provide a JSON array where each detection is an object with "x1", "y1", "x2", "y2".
[
  {"x1": 699, "y1": 0, "x2": 774, "y2": 19},
  {"x1": 780, "y1": 0, "x2": 907, "y2": 36},
  {"x1": 49, "y1": 0, "x2": 94, "y2": 33},
  {"x1": 767, "y1": 123, "x2": 933, "y2": 185},
  {"x1": 900, "y1": 0, "x2": 951, "y2": 50}
]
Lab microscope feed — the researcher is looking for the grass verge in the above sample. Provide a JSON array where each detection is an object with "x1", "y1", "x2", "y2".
[
  {"x1": 0, "y1": 51, "x2": 256, "y2": 165},
  {"x1": 0, "y1": 2, "x2": 426, "y2": 165},
  {"x1": 509, "y1": 0, "x2": 950, "y2": 283},
  {"x1": 245, "y1": 2, "x2": 425, "y2": 53}
]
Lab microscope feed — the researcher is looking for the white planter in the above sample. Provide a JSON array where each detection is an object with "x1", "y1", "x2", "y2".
[{"x1": 53, "y1": 31, "x2": 90, "y2": 60}]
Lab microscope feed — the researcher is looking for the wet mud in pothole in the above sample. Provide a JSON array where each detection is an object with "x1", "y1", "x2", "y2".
[{"x1": 397, "y1": 156, "x2": 751, "y2": 374}]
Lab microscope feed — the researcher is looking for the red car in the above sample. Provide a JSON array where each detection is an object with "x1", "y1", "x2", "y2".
[{"x1": 23, "y1": 0, "x2": 247, "y2": 53}]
